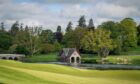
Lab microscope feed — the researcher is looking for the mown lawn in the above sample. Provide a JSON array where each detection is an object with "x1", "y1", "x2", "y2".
[
  {"x1": 82, "y1": 54, "x2": 140, "y2": 65},
  {"x1": 24, "y1": 53, "x2": 58, "y2": 62},
  {"x1": 108, "y1": 55, "x2": 140, "y2": 65},
  {"x1": 23, "y1": 53, "x2": 140, "y2": 65},
  {"x1": 0, "y1": 60, "x2": 140, "y2": 84},
  {"x1": 120, "y1": 46, "x2": 140, "y2": 55}
]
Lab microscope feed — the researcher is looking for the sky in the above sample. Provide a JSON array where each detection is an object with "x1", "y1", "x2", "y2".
[{"x1": 0, "y1": 0, "x2": 140, "y2": 31}]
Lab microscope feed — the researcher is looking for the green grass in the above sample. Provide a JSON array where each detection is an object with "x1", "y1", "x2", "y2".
[
  {"x1": 107, "y1": 55, "x2": 140, "y2": 65},
  {"x1": 23, "y1": 53, "x2": 140, "y2": 65},
  {"x1": 120, "y1": 46, "x2": 140, "y2": 55},
  {"x1": 24, "y1": 53, "x2": 58, "y2": 62},
  {"x1": 81, "y1": 54, "x2": 140, "y2": 65},
  {"x1": 0, "y1": 60, "x2": 140, "y2": 84}
]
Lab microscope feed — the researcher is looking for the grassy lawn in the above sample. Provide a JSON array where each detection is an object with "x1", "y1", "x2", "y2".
[
  {"x1": 120, "y1": 46, "x2": 140, "y2": 55},
  {"x1": 23, "y1": 53, "x2": 140, "y2": 65},
  {"x1": 108, "y1": 55, "x2": 140, "y2": 65},
  {"x1": 0, "y1": 60, "x2": 140, "y2": 84},
  {"x1": 24, "y1": 53, "x2": 58, "y2": 62},
  {"x1": 81, "y1": 54, "x2": 140, "y2": 65}
]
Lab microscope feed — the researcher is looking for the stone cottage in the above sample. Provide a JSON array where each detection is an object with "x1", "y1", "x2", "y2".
[{"x1": 58, "y1": 48, "x2": 81, "y2": 64}]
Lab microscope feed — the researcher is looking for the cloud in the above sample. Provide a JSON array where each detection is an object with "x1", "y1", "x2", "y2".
[
  {"x1": 108, "y1": 0, "x2": 140, "y2": 8},
  {"x1": 31, "y1": 0, "x2": 99, "y2": 4},
  {"x1": 93, "y1": 3, "x2": 140, "y2": 18},
  {"x1": 0, "y1": 0, "x2": 140, "y2": 31},
  {"x1": 0, "y1": 0, "x2": 12, "y2": 4}
]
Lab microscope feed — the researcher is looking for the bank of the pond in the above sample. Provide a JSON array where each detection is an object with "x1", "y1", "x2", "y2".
[{"x1": 37, "y1": 62, "x2": 140, "y2": 70}]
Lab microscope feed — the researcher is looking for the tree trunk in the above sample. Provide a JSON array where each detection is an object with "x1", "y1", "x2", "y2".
[{"x1": 98, "y1": 47, "x2": 110, "y2": 64}]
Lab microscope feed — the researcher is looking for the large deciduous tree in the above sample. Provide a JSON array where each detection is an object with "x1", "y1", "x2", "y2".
[
  {"x1": 120, "y1": 18, "x2": 137, "y2": 49},
  {"x1": 63, "y1": 28, "x2": 87, "y2": 49},
  {"x1": 15, "y1": 26, "x2": 42, "y2": 56},
  {"x1": 0, "y1": 30, "x2": 12, "y2": 53},
  {"x1": 81, "y1": 29, "x2": 113, "y2": 63},
  {"x1": 40, "y1": 29, "x2": 54, "y2": 44},
  {"x1": 98, "y1": 21, "x2": 123, "y2": 54}
]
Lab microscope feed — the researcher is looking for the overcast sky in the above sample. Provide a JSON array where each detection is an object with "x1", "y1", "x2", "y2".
[{"x1": 0, "y1": 0, "x2": 140, "y2": 31}]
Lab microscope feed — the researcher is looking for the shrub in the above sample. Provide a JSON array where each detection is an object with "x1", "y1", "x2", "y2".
[
  {"x1": 41, "y1": 44, "x2": 55, "y2": 54},
  {"x1": 15, "y1": 45, "x2": 29, "y2": 55},
  {"x1": 82, "y1": 59, "x2": 98, "y2": 64}
]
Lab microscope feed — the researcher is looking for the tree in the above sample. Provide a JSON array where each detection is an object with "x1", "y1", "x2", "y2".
[
  {"x1": 63, "y1": 27, "x2": 87, "y2": 49},
  {"x1": 81, "y1": 29, "x2": 113, "y2": 63},
  {"x1": 120, "y1": 18, "x2": 137, "y2": 49},
  {"x1": 78, "y1": 15, "x2": 86, "y2": 28},
  {"x1": 41, "y1": 43, "x2": 55, "y2": 54},
  {"x1": 66, "y1": 21, "x2": 72, "y2": 32},
  {"x1": 20, "y1": 23, "x2": 24, "y2": 31},
  {"x1": 28, "y1": 26, "x2": 42, "y2": 56},
  {"x1": 0, "y1": 31, "x2": 12, "y2": 53},
  {"x1": 15, "y1": 26, "x2": 42, "y2": 56},
  {"x1": 88, "y1": 18, "x2": 95, "y2": 30},
  {"x1": 0, "y1": 22, "x2": 5, "y2": 31},
  {"x1": 98, "y1": 21, "x2": 123, "y2": 54},
  {"x1": 57, "y1": 25, "x2": 61, "y2": 32},
  {"x1": 54, "y1": 41, "x2": 62, "y2": 52},
  {"x1": 10, "y1": 21, "x2": 19, "y2": 36},
  {"x1": 55, "y1": 25, "x2": 63, "y2": 43},
  {"x1": 40, "y1": 29, "x2": 54, "y2": 44},
  {"x1": 137, "y1": 24, "x2": 140, "y2": 45}
]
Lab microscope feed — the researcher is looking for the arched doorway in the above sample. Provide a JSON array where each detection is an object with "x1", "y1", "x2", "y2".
[
  {"x1": 76, "y1": 57, "x2": 80, "y2": 63},
  {"x1": 9, "y1": 57, "x2": 13, "y2": 60},
  {"x1": 2, "y1": 57, "x2": 7, "y2": 60},
  {"x1": 71, "y1": 57, "x2": 75, "y2": 63},
  {"x1": 14, "y1": 57, "x2": 18, "y2": 61}
]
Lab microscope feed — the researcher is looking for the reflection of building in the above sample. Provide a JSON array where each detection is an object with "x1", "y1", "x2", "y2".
[
  {"x1": 0, "y1": 54, "x2": 25, "y2": 61},
  {"x1": 58, "y1": 48, "x2": 81, "y2": 64}
]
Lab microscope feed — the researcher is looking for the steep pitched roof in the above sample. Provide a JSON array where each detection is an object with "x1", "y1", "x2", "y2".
[{"x1": 61, "y1": 48, "x2": 78, "y2": 57}]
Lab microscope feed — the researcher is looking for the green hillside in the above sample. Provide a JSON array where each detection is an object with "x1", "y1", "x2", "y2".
[{"x1": 0, "y1": 60, "x2": 140, "y2": 84}]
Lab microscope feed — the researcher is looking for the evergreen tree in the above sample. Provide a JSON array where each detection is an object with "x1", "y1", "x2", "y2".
[
  {"x1": 0, "y1": 22, "x2": 5, "y2": 31},
  {"x1": 55, "y1": 25, "x2": 63, "y2": 43},
  {"x1": 137, "y1": 24, "x2": 140, "y2": 35},
  {"x1": 40, "y1": 29, "x2": 54, "y2": 44},
  {"x1": 78, "y1": 15, "x2": 86, "y2": 28},
  {"x1": 137, "y1": 24, "x2": 140, "y2": 45},
  {"x1": 88, "y1": 18, "x2": 95, "y2": 30},
  {"x1": 10, "y1": 21, "x2": 19, "y2": 36},
  {"x1": 25, "y1": 25, "x2": 29, "y2": 32},
  {"x1": 57, "y1": 25, "x2": 61, "y2": 32},
  {"x1": 20, "y1": 23, "x2": 24, "y2": 31},
  {"x1": 66, "y1": 21, "x2": 72, "y2": 32}
]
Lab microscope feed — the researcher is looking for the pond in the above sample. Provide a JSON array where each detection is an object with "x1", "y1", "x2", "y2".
[{"x1": 37, "y1": 62, "x2": 140, "y2": 70}]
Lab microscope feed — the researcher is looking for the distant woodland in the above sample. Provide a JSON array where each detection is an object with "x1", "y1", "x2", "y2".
[{"x1": 0, "y1": 16, "x2": 140, "y2": 59}]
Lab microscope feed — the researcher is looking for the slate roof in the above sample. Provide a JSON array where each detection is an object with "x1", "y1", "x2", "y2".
[{"x1": 59, "y1": 48, "x2": 79, "y2": 57}]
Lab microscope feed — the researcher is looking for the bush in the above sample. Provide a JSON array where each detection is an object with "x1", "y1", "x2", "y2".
[
  {"x1": 82, "y1": 59, "x2": 98, "y2": 64},
  {"x1": 15, "y1": 45, "x2": 29, "y2": 55},
  {"x1": 54, "y1": 41, "x2": 62, "y2": 52},
  {"x1": 41, "y1": 44, "x2": 55, "y2": 54},
  {"x1": 9, "y1": 44, "x2": 17, "y2": 53}
]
